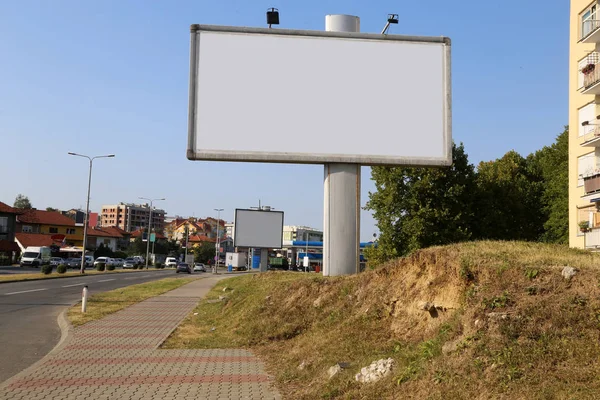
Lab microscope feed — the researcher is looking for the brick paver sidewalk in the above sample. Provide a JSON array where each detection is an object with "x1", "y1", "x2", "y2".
[{"x1": 0, "y1": 276, "x2": 281, "y2": 400}]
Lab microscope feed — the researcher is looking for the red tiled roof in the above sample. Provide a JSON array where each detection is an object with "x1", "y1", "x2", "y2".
[
  {"x1": 130, "y1": 229, "x2": 165, "y2": 239},
  {"x1": 0, "y1": 202, "x2": 20, "y2": 214},
  {"x1": 17, "y1": 209, "x2": 75, "y2": 226},
  {"x1": 88, "y1": 227, "x2": 123, "y2": 238},
  {"x1": 0, "y1": 240, "x2": 19, "y2": 252},
  {"x1": 188, "y1": 235, "x2": 216, "y2": 243},
  {"x1": 15, "y1": 233, "x2": 56, "y2": 248}
]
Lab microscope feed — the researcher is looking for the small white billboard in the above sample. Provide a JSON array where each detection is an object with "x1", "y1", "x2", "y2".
[
  {"x1": 234, "y1": 209, "x2": 284, "y2": 248},
  {"x1": 187, "y1": 25, "x2": 451, "y2": 166}
]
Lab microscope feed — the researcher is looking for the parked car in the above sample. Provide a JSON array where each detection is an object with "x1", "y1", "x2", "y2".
[
  {"x1": 94, "y1": 257, "x2": 110, "y2": 267},
  {"x1": 133, "y1": 256, "x2": 144, "y2": 266},
  {"x1": 113, "y1": 258, "x2": 124, "y2": 268},
  {"x1": 165, "y1": 257, "x2": 178, "y2": 268},
  {"x1": 176, "y1": 263, "x2": 191, "y2": 274},
  {"x1": 49, "y1": 257, "x2": 64, "y2": 267},
  {"x1": 123, "y1": 258, "x2": 136, "y2": 269},
  {"x1": 193, "y1": 263, "x2": 206, "y2": 272},
  {"x1": 84, "y1": 255, "x2": 94, "y2": 268},
  {"x1": 67, "y1": 258, "x2": 81, "y2": 268}
]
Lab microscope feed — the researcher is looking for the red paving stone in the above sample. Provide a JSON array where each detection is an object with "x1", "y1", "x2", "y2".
[{"x1": 0, "y1": 277, "x2": 281, "y2": 400}]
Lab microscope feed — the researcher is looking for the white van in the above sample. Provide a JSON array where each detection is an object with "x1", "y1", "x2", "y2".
[
  {"x1": 20, "y1": 246, "x2": 52, "y2": 267},
  {"x1": 165, "y1": 257, "x2": 178, "y2": 268}
]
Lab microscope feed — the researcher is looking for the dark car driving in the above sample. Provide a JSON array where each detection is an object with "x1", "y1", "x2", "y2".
[{"x1": 176, "y1": 263, "x2": 191, "y2": 274}]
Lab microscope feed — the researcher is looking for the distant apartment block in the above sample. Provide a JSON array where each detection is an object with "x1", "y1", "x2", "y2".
[{"x1": 100, "y1": 203, "x2": 165, "y2": 233}]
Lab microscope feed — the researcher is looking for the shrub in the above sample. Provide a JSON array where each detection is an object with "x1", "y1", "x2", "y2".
[
  {"x1": 57, "y1": 264, "x2": 67, "y2": 274},
  {"x1": 41, "y1": 264, "x2": 53, "y2": 275},
  {"x1": 154, "y1": 262, "x2": 163, "y2": 269},
  {"x1": 96, "y1": 263, "x2": 106, "y2": 272},
  {"x1": 106, "y1": 264, "x2": 115, "y2": 271}
]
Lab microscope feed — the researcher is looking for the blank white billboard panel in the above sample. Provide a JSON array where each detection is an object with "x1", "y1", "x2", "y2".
[
  {"x1": 187, "y1": 25, "x2": 451, "y2": 166},
  {"x1": 234, "y1": 209, "x2": 284, "y2": 249}
]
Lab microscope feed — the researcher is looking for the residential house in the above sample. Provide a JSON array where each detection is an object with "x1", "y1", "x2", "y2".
[
  {"x1": 130, "y1": 228, "x2": 166, "y2": 243},
  {"x1": 62, "y1": 209, "x2": 99, "y2": 228},
  {"x1": 0, "y1": 202, "x2": 21, "y2": 264},
  {"x1": 165, "y1": 218, "x2": 213, "y2": 243},
  {"x1": 87, "y1": 227, "x2": 124, "y2": 252},
  {"x1": 15, "y1": 209, "x2": 84, "y2": 247}
]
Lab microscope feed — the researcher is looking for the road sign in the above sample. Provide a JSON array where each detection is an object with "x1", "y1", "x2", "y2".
[{"x1": 150, "y1": 233, "x2": 156, "y2": 243}]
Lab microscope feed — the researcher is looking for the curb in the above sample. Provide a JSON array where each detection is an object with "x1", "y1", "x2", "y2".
[{"x1": 0, "y1": 309, "x2": 73, "y2": 389}]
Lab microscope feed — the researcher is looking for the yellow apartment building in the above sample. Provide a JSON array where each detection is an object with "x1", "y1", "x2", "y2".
[{"x1": 569, "y1": 0, "x2": 600, "y2": 248}]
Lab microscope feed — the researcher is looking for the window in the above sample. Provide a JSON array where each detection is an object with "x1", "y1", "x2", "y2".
[
  {"x1": 582, "y1": 4, "x2": 598, "y2": 38},
  {"x1": 49, "y1": 227, "x2": 58, "y2": 234},
  {"x1": 579, "y1": 152, "x2": 597, "y2": 186},
  {"x1": 22, "y1": 225, "x2": 33, "y2": 233},
  {"x1": 0, "y1": 217, "x2": 7, "y2": 233},
  {"x1": 579, "y1": 103, "x2": 598, "y2": 137},
  {"x1": 66, "y1": 228, "x2": 76, "y2": 235}
]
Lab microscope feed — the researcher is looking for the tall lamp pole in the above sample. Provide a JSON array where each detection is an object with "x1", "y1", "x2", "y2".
[
  {"x1": 139, "y1": 197, "x2": 165, "y2": 269},
  {"x1": 214, "y1": 208, "x2": 223, "y2": 273},
  {"x1": 68, "y1": 152, "x2": 115, "y2": 274}
]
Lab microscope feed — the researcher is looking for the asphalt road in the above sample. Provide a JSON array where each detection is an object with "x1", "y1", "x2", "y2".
[{"x1": 0, "y1": 269, "x2": 184, "y2": 384}]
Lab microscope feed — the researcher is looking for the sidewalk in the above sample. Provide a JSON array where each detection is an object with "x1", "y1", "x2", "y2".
[{"x1": 0, "y1": 276, "x2": 281, "y2": 400}]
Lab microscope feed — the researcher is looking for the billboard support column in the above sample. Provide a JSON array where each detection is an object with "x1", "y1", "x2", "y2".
[
  {"x1": 260, "y1": 248, "x2": 268, "y2": 272},
  {"x1": 323, "y1": 15, "x2": 361, "y2": 277}
]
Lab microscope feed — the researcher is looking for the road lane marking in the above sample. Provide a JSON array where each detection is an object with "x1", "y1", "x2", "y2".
[
  {"x1": 97, "y1": 279, "x2": 116, "y2": 283},
  {"x1": 5, "y1": 288, "x2": 48, "y2": 295},
  {"x1": 124, "y1": 277, "x2": 137, "y2": 280},
  {"x1": 62, "y1": 283, "x2": 87, "y2": 288}
]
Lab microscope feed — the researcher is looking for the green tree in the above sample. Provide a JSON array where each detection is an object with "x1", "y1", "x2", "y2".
[
  {"x1": 530, "y1": 127, "x2": 569, "y2": 244},
  {"x1": 94, "y1": 243, "x2": 113, "y2": 258},
  {"x1": 193, "y1": 242, "x2": 215, "y2": 264},
  {"x1": 475, "y1": 150, "x2": 545, "y2": 241},
  {"x1": 366, "y1": 143, "x2": 477, "y2": 260},
  {"x1": 46, "y1": 207, "x2": 59, "y2": 212},
  {"x1": 13, "y1": 194, "x2": 32, "y2": 209}
]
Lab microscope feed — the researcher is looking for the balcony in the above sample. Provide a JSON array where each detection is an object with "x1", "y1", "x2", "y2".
[
  {"x1": 581, "y1": 126, "x2": 600, "y2": 147},
  {"x1": 581, "y1": 19, "x2": 600, "y2": 43},
  {"x1": 584, "y1": 172, "x2": 600, "y2": 194},
  {"x1": 582, "y1": 63, "x2": 600, "y2": 95}
]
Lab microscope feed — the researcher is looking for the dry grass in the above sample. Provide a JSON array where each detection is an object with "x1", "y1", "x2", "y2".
[
  {"x1": 67, "y1": 277, "x2": 197, "y2": 327},
  {"x1": 0, "y1": 268, "x2": 164, "y2": 283},
  {"x1": 163, "y1": 241, "x2": 600, "y2": 399}
]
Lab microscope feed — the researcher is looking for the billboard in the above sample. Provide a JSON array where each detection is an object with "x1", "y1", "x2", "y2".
[
  {"x1": 187, "y1": 25, "x2": 451, "y2": 166},
  {"x1": 233, "y1": 209, "x2": 284, "y2": 248}
]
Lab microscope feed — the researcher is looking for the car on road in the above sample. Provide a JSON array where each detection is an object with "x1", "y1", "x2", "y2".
[
  {"x1": 165, "y1": 257, "x2": 178, "y2": 268},
  {"x1": 49, "y1": 257, "x2": 65, "y2": 267},
  {"x1": 123, "y1": 258, "x2": 136, "y2": 269},
  {"x1": 176, "y1": 263, "x2": 191, "y2": 274},
  {"x1": 193, "y1": 263, "x2": 206, "y2": 272}
]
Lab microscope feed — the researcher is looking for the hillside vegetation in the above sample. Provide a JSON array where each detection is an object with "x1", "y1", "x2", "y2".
[{"x1": 164, "y1": 241, "x2": 600, "y2": 399}]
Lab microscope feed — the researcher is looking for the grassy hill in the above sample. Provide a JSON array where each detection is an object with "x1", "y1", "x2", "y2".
[{"x1": 163, "y1": 241, "x2": 600, "y2": 399}]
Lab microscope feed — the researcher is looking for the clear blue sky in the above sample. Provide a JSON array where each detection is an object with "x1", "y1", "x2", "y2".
[{"x1": 0, "y1": 0, "x2": 568, "y2": 241}]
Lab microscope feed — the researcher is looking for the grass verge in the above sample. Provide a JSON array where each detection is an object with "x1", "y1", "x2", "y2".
[
  {"x1": 0, "y1": 268, "x2": 170, "y2": 283},
  {"x1": 67, "y1": 277, "x2": 198, "y2": 327},
  {"x1": 163, "y1": 241, "x2": 600, "y2": 399}
]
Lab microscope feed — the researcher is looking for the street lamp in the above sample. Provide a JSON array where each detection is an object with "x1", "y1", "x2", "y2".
[
  {"x1": 68, "y1": 152, "x2": 115, "y2": 274},
  {"x1": 214, "y1": 208, "x2": 223, "y2": 273},
  {"x1": 139, "y1": 197, "x2": 165, "y2": 269}
]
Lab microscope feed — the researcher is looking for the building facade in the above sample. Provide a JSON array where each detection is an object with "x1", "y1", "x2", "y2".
[
  {"x1": 283, "y1": 226, "x2": 323, "y2": 243},
  {"x1": 570, "y1": 1, "x2": 600, "y2": 248},
  {"x1": 0, "y1": 202, "x2": 21, "y2": 264},
  {"x1": 15, "y1": 209, "x2": 84, "y2": 247},
  {"x1": 100, "y1": 203, "x2": 166, "y2": 233}
]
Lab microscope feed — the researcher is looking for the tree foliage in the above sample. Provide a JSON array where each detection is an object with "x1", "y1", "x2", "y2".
[
  {"x1": 366, "y1": 143, "x2": 477, "y2": 258},
  {"x1": 14, "y1": 194, "x2": 32, "y2": 209},
  {"x1": 367, "y1": 128, "x2": 569, "y2": 264},
  {"x1": 194, "y1": 242, "x2": 216, "y2": 264}
]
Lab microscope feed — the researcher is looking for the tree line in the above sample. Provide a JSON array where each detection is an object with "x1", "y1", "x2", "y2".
[{"x1": 365, "y1": 126, "x2": 568, "y2": 264}]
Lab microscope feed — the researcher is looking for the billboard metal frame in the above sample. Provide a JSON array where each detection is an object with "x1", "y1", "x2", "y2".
[
  {"x1": 233, "y1": 208, "x2": 284, "y2": 249},
  {"x1": 187, "y1": 24, "x2": 452, "y2": 167}
]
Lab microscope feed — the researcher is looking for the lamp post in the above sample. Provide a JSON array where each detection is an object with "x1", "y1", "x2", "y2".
[
  {"x1": 214, "y1": 208, "x2": 223, "y2": 273},
  {"x1": 68, "y1": 152, "x2": 115, "y2": 274},
  {"x1": 139, "y1": 197, "x2": 165, "y2": 269}
]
